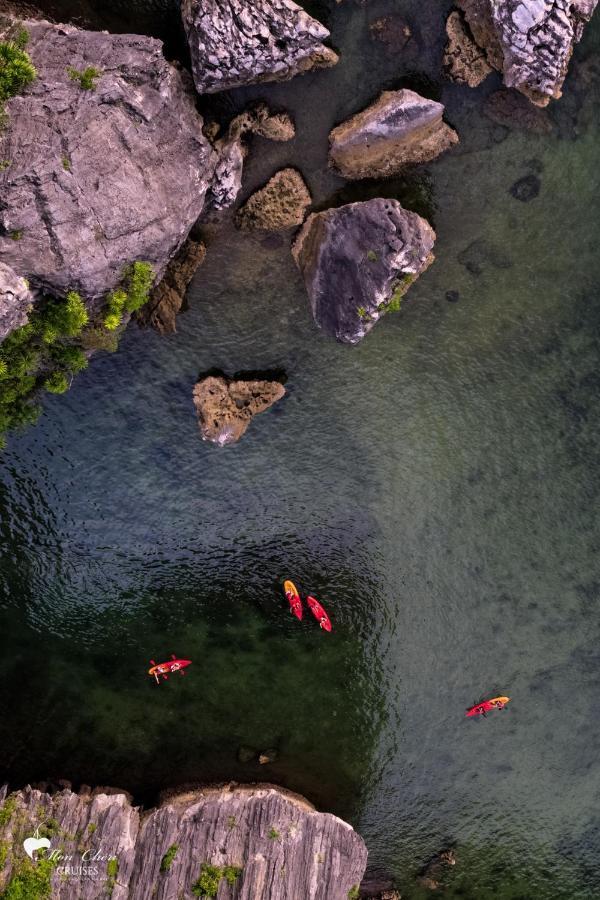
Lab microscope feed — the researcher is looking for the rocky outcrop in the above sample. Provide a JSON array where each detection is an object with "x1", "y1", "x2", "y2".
[
  {"x1": 193, "y1": 375, "x2": 285, "y2": 445},
  {"x1": 0, "y1": 782, "x2": 367, "y2": 899},
  {"x1": 328, "y1": 90, "x2": 459, "y2": 181},
  {"x1": 451, "y1": 0, "x2": 598, "y2": 105},
  {"x1": 180, "y1": 0, "x2": 338, "y2": 95},
  {"x1": 205, "y1": 104, "x2": 296, "y2": 215},
  {"x1": 0, "y1": 263, "x2": 34, "y2": 342},
  {"x1": 0, "y1": 18, "x2": 216, "y2": 305},
  {"x1": 136, "y1": 239, "x2": 206, "y2": 334},
  {"x1": 443, "y1": 10, "x2": 493, "y2": 86},
  {"x1": 236, "y1": 169, "x2": 311, "y2": 231},
  {"x1": 416, "y1": 847, "x2": 457, "y2": 891},
  {"x1": 292, "y1": 199, "x2": 435, "y2": 344}
]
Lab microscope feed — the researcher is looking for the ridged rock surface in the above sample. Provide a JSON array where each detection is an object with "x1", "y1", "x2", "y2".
[
  {"x1": 292, "y1": 199, "x2": 436, "y2": 345},
  {"x1": 443, "y1": 10, "x2": 493, "y2": 86},
  {"x1": 0, "y1": 263, "x2": 34, "y2": 342},
  {"x1": 193, "y1": 376, "x2": 286, "y2": 445},
  {"x1": 455, "y1": 0, "x2": 598, "y2": 105},
  {"x1": 236, "y1": 168, "x2": 311, "y2": 231},
  {"x1": 328, "y1": 90, "x2": 459, "y2": 181},
  {"x1": 0, "y1": 19, "x2": 216, "y2": 304},
  {"x1": 0, "y1": 782, "x2": 367, "y2": 899},
  {"x1": 180, "y1": 0, "x2": 338, "y2": 95}
]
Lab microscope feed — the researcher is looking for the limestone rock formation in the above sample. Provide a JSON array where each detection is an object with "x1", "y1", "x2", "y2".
[
  {"x1": 236, "y1": 169, "x2": 311, "y2": 231},
  {"x1": 136, "y1": 239, "x2": 206, "y2": 334},
  {"x1": 193, "y1": 375, "x2": 285, "y2": 445},
  {"x1": 328, "y1": 90, "x2": 459, "y2": 181},
  {"x1": 180, "y1": 0, "x2": 338, "y2": 95},
  {"x1": 452, "y1": 0, "x2": 598, "y2": 105},
  {"x1": 0, "y1": 263, "x2": 34, "y2": 342},
  {"x1": 292, "y1": 199, "x2": 436, "y2": 345},
  {"x1": 444, "y1": 9, "x2": 493, "y2": 86},
  {"x1": 205, "y1": 104, "x2": 296, "y2": 215},
  {"x1": 0, "y1": 782, "x2": 368, "y2": 899},
  {"x1": 0, "y1": 18, "x2": 216, "y2": 304}
]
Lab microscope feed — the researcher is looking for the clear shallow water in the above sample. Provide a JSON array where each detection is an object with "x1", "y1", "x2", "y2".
[{"x1": 2, "y1": 1, "x2": 600, "y2": 896}]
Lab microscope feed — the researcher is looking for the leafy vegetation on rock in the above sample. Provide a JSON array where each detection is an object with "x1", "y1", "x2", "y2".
[
  {"x1": 103, "y1": 261, "x2": 154, "y2": 329},
  {"x1": 0, "y1": 797, "x2": 16, "y2": 827},
  {"x1": 67, "y1": 65, "x2": 101, "y2": 90},
  {"x1": 0, "y1": 857, "x2": 55, "y2": 899},
  {"x1": 191, "y1": 864, "x2": 242, "y2": 897},
  {"x1": 160, "y1": 844, "x2": 179, "y2": 873},
  {"x1": 0, "y1": 27, "x2": 36, "y2": 126}
]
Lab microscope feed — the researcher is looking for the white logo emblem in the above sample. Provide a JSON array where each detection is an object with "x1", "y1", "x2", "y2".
[{"x1": 23, "y1": 826, "x2": 51, "y2": 859}]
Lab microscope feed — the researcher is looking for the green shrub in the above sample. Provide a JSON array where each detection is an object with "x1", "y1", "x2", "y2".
[
  {"x1": 103, "y1": 289, "x2": 126, "y2": 330},
  {"x1": 49, "y1": 344, "x2": 88, "y2": 373},
  {"x1": 366, "y1": 250, "x2": 378, "y2": 262},
  {"x1": 61, "y1": 156, "x2": 71, "y2": 171},
  {"x1": 122, "y1": 261, "x2": 154, "y2": 313},
  {"x1": 106, "y1": 858, "x2": 118, "y2": 879},
  {"x1": 38, "y1": 291, "x2": 88, "y2": 342},
  {"x1": 0, "y1": 159, "x2": 10, "y2": 170},
  {"x1": 0, "y1": 840, "x2": 8, "y2": 868},
  {"x1": 9, "y1": 230, "x2": 21, "y2": 240},
  {"x1": 348, "y1": 887, "x2": 360, "y2": 900},
  {"x1": 87, "y1": 823, "x2": 96, "y2": 834},
  {"x1": 268, "y1": 828, "x2": 280, "y2": 840},
  {"x1": 43, "y1": 371, "x2": 69, "y2": 394},
  {"x1": 160, "y1": 844, "x2": 178, "y2": 873},
  {"x1": 79, "y1": 327, "x2": 119, "y2": 353},
  {"x1": 191, "y1": 864, "x2": 242, "y2": 897},
  {"x1": 0, "y1": 796, "x2": 16, "y2": 826},
  {"x1": 67, "y1": 65, "x2": 101, "y2": 91},
  {"x1": 0, "y1": 857, "x2": 55, "y2": 899},
  {"x1": 0, "y1": 36, "x2": 36, "y2": 105}
]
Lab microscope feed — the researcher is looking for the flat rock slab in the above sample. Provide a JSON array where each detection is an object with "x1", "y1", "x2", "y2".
[
  {"x1": 181, "y1": 0, "x2": 338, "y2": 95},
  {"x1": 236, "y1": 168, "x2": 311, "y2": 231},
  {"x1": 0, "y1": 783, "x2": 368, "y2": 899},
  {"x1": 455, "y1": 0, "x2": 598, "y2": 105},
  {"x1": 193, "y1": 375, "x2": 285, "y2": 445},
  {"x1": 0, "y1": 19, "x2": 216, "y2": 303},
  {"x1": 292, "y1": 198, "x2": 436, "y2": 345},
  {"x1": 328, "y1": 90, "x2": 459, "y2": 181}
]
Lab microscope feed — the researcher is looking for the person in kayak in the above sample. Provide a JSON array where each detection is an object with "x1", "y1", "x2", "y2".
[
  {"x1": 492, "y1": 699, "x2": 505, "y2": 709},
  {"x1": 319, "y1": 615, "x2": 328, "y2": 629}
]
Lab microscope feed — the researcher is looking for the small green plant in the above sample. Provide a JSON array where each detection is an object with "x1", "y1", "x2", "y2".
[
  {"x1": 9, "y1": 229, "x2": 21, "y2": 240},
  {"x1": 0, "y1": 796, "x2": 17, "y2": 827},
  {"x1": 87, "y1": 822, "x2": 96, "y2": 834},
  {"x1": 50, "y1": 344, "x2": 88, "y2": 373},
  {"x1": 0, "y1": 33, "x2": 36, "y2": 123},
  {"x1": 191, "y1": 864, "x2": 242, "y2": 897},
  {"x1": 366, "y1": 250, "x2": 378, "y2": 262},
  {"x1": 227, "y1": 816, "x2": 236, "y2": 829},
  {"x1": 160, "y1": 844, "x2": 178, "y2": 873},
  {"x1": 107, "y1": 858, "x2": 118, "y2": 879},
  {"x1": 0, "y1": 840, "x2": 9, "y2": 868},
  {"x1": 38, "y1": 818, "x2": 60, "y2": 838},
  {"x1": 0, "y1": 159, "x2": 10, "y2": 170},
  {"x1": 79, "y1": 327, "x2": 119, "y2": 353},
  {"x1": 268, "y1": 828, "x2": 280, "y2": 840},
  {"x1": 43, "y1": 370, "x2": 69, "y2": 394},
  {"x1": 103, "y1": 261, "x2": 154, "y2": 328},
  {"x1": 67, "y1": 65, "x2": 101, "y2": 90},
  {"x1": 1, "y1": 857, "x2": 55, "y2": 899},
  {"x1": 39, "y1": 291, "x2": 88, "y2": 343},
  {"x1": 348, "y1": 886, "x2": 360, "y2": 900},
  {"x1": 61, "y1": 156, "x2": 71, "y2": 171},
  {"x1": 103, "y1": 289, "x2": 127, "y2": 330},
  {"x1": 356, "y1": 306, "x2": 367, "y2": 319}
]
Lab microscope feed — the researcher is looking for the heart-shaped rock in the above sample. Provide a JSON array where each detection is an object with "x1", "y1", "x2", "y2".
[{"x1": 23, "y1": 837, "x2": 51, "y2": 859}]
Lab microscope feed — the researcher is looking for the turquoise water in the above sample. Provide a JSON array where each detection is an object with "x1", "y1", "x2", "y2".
[{"x1": 2, "y1": 1, "x2": 600, "y2": 896}]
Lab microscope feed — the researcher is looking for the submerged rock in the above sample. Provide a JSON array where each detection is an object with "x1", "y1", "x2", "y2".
[
  {"x1": 369, "y1": 15, "x2": 412, "y2": 52},
  {"x1": 443, "y1": 10, "x2": 493, "y2": 87},
  {"x1": 483, "y1": 89, "x2": 553, "y2": 134},
  {"x1": 292, "y1": 199, "x2": 435, "y2": 345},
  {"x1": 236, "y1": 169, "x2": 311, "y2": 231},
  {"x1": 416, "y1": 847, "x2": 457, "y2": 891},
  {"x1": 0, "y1": 263, "x2": 34, "y2": 342},
  {"x1": 181, "y1": 0, "x2": 338, "y2": 95},
  {"x1": 0, "y1": 782, "x2": 367, "y2": 899},
  {"x1": 510, "y1": 173, "x2": 541, "y2": 202},
  {"x1": 193, "y1": 375, "x2": 285, "y2": 445},
  {"x1": 454, "y1": 0, "x2": 599, "y2": 106},
  {"x1": 0, "y1": 18, "x2": 216, "y2": 305},
  {"x1": 136, "y1": 239, "x2": 206, "y2": 334},
  {"x1": 205, "y1": 104, "x2": 296, "y2": 215},
  {"x1": 328, "y1": 90, "x2": 459, "y2": 181}
]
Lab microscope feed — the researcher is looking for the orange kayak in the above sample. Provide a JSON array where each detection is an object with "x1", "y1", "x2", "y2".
[{"x1": 283, "y1": 580, "x2": 303, "y2": 620}]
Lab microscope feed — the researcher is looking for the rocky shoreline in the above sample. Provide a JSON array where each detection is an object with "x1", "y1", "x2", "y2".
[{"x1": 0, "y1": 781, "x2": 368, "y2": 899}]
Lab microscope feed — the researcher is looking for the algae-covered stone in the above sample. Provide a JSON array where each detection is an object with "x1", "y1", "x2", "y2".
[{"x1": 236, "y1": 169, "x2": 311, "y2": 231}]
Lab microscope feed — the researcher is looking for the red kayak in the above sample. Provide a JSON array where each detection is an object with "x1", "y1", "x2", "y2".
[
  {"x1": 148, "y1": 655, "x2": 192, "y2": 684},
  {"x1": 283, "y1": 580, "x2": 303, "y2": 620},
  {"x1": 306, "y1": 596, "x2": 332, "y2": 632},
  {"x1": 465, "y1": 696, "x2": 510, "y2": 717}
]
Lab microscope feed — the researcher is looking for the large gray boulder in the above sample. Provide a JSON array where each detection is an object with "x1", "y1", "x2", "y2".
[
  {"x1": 0, "y1": 782, "x2": 368, "y2": 899},
  {"x1": 180, "y1": 0, "x2": 338, "y2": 95},
  {"x1": 292, "y1": 199, "x2": 435, "y2": 345},
  {"x1": 0, "y1": 263, "x2": 34, "y2": 342},
  {"x1": 0, "y1": 19, "x2": 216, "y2": 304},
  {"x1": 329, "y1": 90, "x2": 459, "y2": 181},
  {"x1": 453, "y1": 0, "x2": 598, "y2": 105}
]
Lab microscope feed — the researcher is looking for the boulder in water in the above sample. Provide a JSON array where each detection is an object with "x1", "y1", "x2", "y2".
[
  {"x1": 236, "y1": 169, "x2": 311, "y2": 231},
  {"x1": 193, "y1": 375, "x2": 285, "y2": 445}
]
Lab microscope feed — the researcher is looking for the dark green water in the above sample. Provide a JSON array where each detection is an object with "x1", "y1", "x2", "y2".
[{"x1": 2, "y1": 1, "x2": 600, "y2": 896}]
